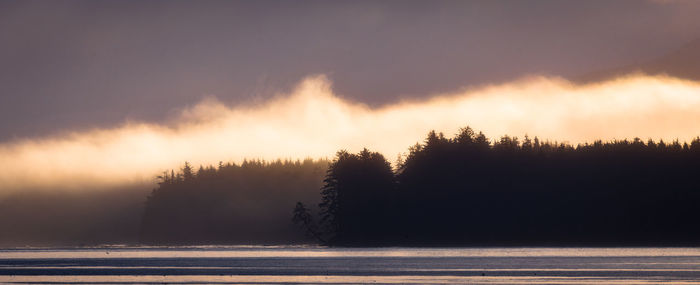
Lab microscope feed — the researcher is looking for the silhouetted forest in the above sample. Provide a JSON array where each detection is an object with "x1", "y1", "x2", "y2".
[
  {"x1": 140, "y1": 159, "x2": 328, "y2": 244},
  {"x1": 295, "y1": 127, "x2": 700, "y2": 246},
  {"x1": 140, "y1": 127, "x2": 700, "y2": 246}
]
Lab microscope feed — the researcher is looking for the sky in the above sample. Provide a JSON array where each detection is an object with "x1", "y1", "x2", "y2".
[
  {"x1": 2, "y1": 0, "x2": 700, "y2": 142},
  {"x1": 2, "y1": 0, "x2": 700, "y2": 195}
]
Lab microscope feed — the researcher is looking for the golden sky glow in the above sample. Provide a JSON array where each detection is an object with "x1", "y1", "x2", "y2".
[{"x1": 1, "y1": 74, "x2": 700, "y2": 194}]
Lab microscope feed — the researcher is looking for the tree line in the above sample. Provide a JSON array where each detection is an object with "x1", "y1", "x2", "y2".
[
  {"x1": 140, "y1": 126, "x2": 700, "y2": 245},
  {"x1": 295, "y1": 127, "x2": 700, "y2": 246},
  {"x1": 140, "y1": 159, "x2": 328, "y2": 244}
]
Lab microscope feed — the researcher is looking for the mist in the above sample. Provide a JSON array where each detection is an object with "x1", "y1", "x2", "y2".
[{"x1": 2, "y1": 74, "x2": 700, "y2": 195}]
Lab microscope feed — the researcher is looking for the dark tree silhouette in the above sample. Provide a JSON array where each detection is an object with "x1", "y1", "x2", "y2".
[
  {"x1": 292, "y1": 202, "x2": 326, "y2": 243},
  {"x1": 299, "y1": 127, "x2": 700, "y2": 246},
  {"x1": 317, "y1": 149, "x2": 396, "y2": 245}
]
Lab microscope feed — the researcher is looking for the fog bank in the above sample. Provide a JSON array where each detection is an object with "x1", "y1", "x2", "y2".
[{"x1": 2, "y1": 74, "x2": 700, "y2": 194}]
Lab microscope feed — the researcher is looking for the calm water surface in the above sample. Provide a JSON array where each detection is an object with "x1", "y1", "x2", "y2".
[{"x1": 1, "y1": 247, "x2": 699, "y2": 284}]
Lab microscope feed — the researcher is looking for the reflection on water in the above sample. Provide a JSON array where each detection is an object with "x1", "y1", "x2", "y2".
[{"x1": 1, "y1": 247, "x2": 699, "y2": 284}]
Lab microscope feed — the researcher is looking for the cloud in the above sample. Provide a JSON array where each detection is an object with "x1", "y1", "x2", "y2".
[
  {"x1": 649, "y1": 0, "x2": 682, "y2": 4},
  {"x1": 1, "y1": 74, "x2": 700, "y2": 194}
]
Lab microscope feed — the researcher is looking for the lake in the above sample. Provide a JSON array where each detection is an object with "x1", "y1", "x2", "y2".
[{"x1": 1, "y1": 247, "x2": 699, "y2": 284}]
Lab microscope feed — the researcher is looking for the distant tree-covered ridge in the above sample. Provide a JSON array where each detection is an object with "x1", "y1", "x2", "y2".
[
  {"x1": 140, "y1": 159, "x2": 328, "y2": 244},
  {"x1": 296, "y1": 127, "x2": 700, "y2": 246}
]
